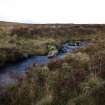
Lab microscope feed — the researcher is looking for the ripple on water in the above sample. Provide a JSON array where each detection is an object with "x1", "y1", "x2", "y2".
[{"x1": 0, "y1": 72, "x2": 17, "y2": 87}]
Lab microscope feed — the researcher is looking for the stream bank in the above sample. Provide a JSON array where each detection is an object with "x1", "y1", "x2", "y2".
[{"x1": 0, "y1": 41, "x2": 88, "y2": 87}]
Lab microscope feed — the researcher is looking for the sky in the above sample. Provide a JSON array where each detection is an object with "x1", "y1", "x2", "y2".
[{"x1": 0, "y1": 0, "x2": 105, "y2": 24}]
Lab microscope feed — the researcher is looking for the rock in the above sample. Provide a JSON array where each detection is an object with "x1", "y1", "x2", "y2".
[{"x1": 48, "y1": 50, "x2": 58, "y2": 58}]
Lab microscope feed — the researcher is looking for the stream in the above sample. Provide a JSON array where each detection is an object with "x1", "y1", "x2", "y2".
[{"x1": 0, "y1": 41, "x2": 88, "y2": 87}]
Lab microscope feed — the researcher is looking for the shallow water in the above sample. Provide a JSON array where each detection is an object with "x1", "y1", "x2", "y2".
[{"x1": 0, "y1": 41, "x2": 87, "y2": 87}]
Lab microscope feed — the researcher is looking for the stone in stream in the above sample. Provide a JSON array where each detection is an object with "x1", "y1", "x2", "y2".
[
  {"x1": 47, "y1": 44, "x2": 58, "y2": 58},
  {"x1": 48, "y1": 50, "x2": 58, "y2": 58}
]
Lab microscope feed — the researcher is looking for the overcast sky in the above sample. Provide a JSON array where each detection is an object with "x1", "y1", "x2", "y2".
[{"x1": 0, "y1": 0, "x2": 105, "y2": 24}]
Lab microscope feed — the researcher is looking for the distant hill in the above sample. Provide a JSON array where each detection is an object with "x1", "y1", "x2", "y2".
[{"x1": 0, "y1": 21, "x2": 105, "y2": 37}]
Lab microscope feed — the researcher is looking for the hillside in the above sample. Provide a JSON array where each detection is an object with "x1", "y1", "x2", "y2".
[
  {"x1": 0, "y1": 21, "x2": 105, "y2": 67},
  {"x1": 0, "y1": 21, "x2": 105, "y2": 105}
]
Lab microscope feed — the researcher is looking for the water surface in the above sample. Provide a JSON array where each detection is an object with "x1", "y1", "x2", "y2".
[{"x1": 0, "y1": 41, "x2": 87, "y2": 87}]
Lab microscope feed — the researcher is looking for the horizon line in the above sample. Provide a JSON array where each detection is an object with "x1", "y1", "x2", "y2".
[{"x1": 0, "y1": 20, "x2": 105, "y2": 25}]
